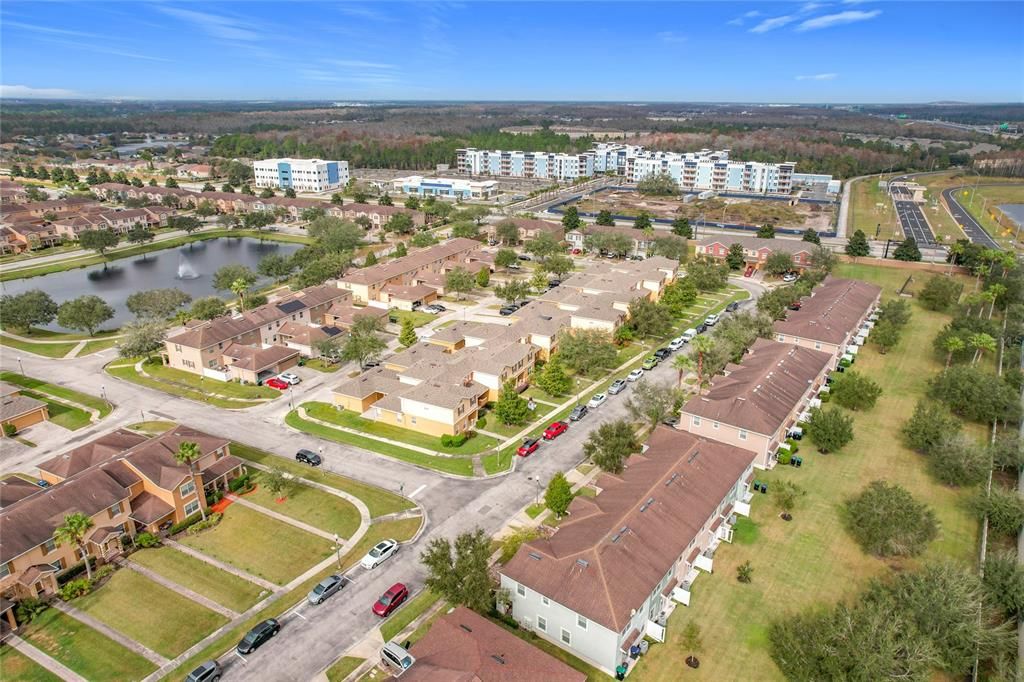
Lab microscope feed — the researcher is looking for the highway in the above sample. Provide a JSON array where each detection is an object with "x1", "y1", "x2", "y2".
[
  {"x1": 941, "y1": 185, "x2": 1007, "y2": 250},
  {"x1": 894, "y1": 199, "x2": 937, "y2": 246}
]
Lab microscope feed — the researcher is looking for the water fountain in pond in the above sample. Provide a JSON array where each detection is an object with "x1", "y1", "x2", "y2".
[{"x1": 176, "y1": 253, "x2": 199, "y2": 280}]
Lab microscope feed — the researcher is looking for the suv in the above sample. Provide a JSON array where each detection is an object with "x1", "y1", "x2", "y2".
[
  {"x1": 668, "y1": 336, "x2": 685, "y2": 352},
  {"x1": 499, "y1": 305, "x2": 519, "y2": 316},
  {"x1": 373, "y1": 583, "x2": 409, "y2": 617},
  {"x1": 653, "y1": 348, "x2": 672, "y2": 361},
  {"x1": 681, "y1": 329, "x2": 697, "y2": 343},
  {"x1": 278, "y1": 372, "x2": 301, "y2": 385},
  {"x1": 296, "y1": 449, "x2": 322, "y2": 466},
  {"x1": 725, "y1": 301, "x2": 740, "y2": 313},
  {"x1": 608, "y1": 379, "x2": 627, "y2": 395},
  {"x1": 236, "y1": 619, "x2": 280, "y2": 655},
  {"x1": 185, "y1": 661, "x2": 222, "y2": 682},
  {"x1": 381, "y1": 641, "x2": 416, "y2": 676},
  {"x1": 704, "y1": 313, "x2": 720, "y2": 326},
  {"x1": 569, "y1": 405, "x2": 589, "y2": 421}
]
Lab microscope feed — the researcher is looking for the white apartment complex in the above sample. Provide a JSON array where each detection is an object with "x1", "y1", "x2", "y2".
[
  {"x1": 456, "y1": 148, "x2": 595, "y2": 181},
  {"x1": 252, "y1": 158, "x2": 349, "y2": 193}
]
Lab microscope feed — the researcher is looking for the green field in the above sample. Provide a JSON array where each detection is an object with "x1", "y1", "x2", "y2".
[
  {"x1": 245, "y1": 471, "x2": 362, "y2": 539},
  {"x1": 0, "y1": 336, "x2": 77, "y2": 358},
  {"x1": 18, "y1": 389, "x2": 92, "y2": 430},
  {"x1": 130, "y1": 547, "x2": 269, "y2": 613},
  {"x1": 847, "y1": 173, "x2": 900, "y2": 240},
  {"x1": 106, "y1": 360, "x2": 267, "y2": 409},
  {"x1": 0, "y1": 644, "x2": 61, "y2": 682}
]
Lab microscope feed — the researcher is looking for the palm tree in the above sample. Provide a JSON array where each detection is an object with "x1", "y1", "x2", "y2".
[
  {"x1": 973, "y1": 263, "x2": 990, "y2": 292},
  {"x1": 230, "y1": 278, "x2": 249, "y2": 311},
  {"x1": 976, "y1": 289, "x2": 996, "y2": 319},
  {"x1": 968, "y1": 333, "x2": 996, "y2": 366},
  {"x1": 175, "y1": 441, "x2": 207, "y2": 521},
  {"x1": 673, "y1": 354, "x2": 695, "y2": 387},
  {"x1": 691, "y1": 336, "x2": 715, "y2": 394},
  {"x1": 986, "y1": 283, "x2": 1007, "y2": 319},
  {"x1": 54, "y1": 512, "x2": 95, "y2": 580},
  {"x1": 942, "y1": 335, "x2": 965, "y2": 369},
  {"x1": 947, "y1": 241, "x2": 965, "y2": 274}
]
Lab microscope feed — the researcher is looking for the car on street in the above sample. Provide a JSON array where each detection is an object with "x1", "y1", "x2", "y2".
[
  {"x1": 571, "y1": 248, "x2": 582, "y2": 255},
  {"x1": 517, "y1": 438, "x2": 540, "y2": 457},
  {"x1": 361, "y1": 539, "x2": 400, "y2": 570},
  {"x1": 373, "y1": 583, "x2": 410, "y2": 617},
  {"x1": 423, "y1": 304, "x2": 446, "y2": 314},
  {"x1": 627, "y1": 368, "x2": 645, "y2": 382},
  {"x1": 569, "y1": 405, "x2": 589, "y2": 421},
  {"x1": 264, "y1": 377, "x2": 289, "y2": 390},
  {"x1": 517, "y1": 253, "x2": 533, "y2": 261},
  {"x1": 543, "y1": 421, "x2": 568, "y2": 440},
  {"x1": 547, "y1": 279, "x2": 561, "y2": 288},
  {"x1": 744, "y1": 265, "x2": 755, "y2": 277},
  {"x1": 236, "y1": 619, "x2": 280, "y2": 655},
  {"x1": 307, "y1": 574, "x2": 346, "y2": 605},
  {"x1": 653, "y1": 348, "x2": 672, "y2": 361},
  {"x1": 642, "y1": 356, "x2": 659, "y2": 371},
  {"x1": 278, "y1": 372, "x2": 301, "y2": 385},
  {"x1": 608, "y1": 379, "x2": 628, "y2": 395},
  {"x1": 295, "y1": 449, "x2": 322, "y2": 466},
  {"x1": 782, "y1": 272, "x2": 798, "y2": 283},
  {"x1": 185, "y1": 661, "x2": 222, "y2": 682},
  {"x1": 587, "y1": 393, "x2": 607, "y2": 409},
  {"x1": 507, "y1": 262, "x2": 521, "y2": 270},
  {"x1": 681, "y1": 329, "x2": 697, "y2": 343},
  {"x1": 499, "y1": 305, "x2": 519, "y2": 316},
  {"x1": 787, "y1": 300, "x2": 802, "y2": 311},
  {"x1": 704, "y1": 313, "x2": 720, "y2": 326},
  {"x1": 695, "y1": 323, "x2": 708, "y2": 334},
  {"x1": 726, "y1": 301, "x2": 740, "y2": 312},
  {"x1": 668, "y1": 336, "x2": 685, "y2": 351}
]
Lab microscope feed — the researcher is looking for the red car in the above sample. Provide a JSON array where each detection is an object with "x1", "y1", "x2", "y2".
[
  {"x1": 571, "y1": 248, "x2": 582, "y2": 255},
  {"x1": 543, "y1": 421, "x2": 568, "y2": 440},
  {"x1": 516, "y1": 438, "x2": 540, "y2": 457},
  {"x1": 743, "y1": 265, "x2": 755, "y2": 277},
  {"x1": 264, "y1": 378, "x2": 289, "y2": 390},
  {"x1": 373, "y1": 583, "x2": 409, "y2": 617}
]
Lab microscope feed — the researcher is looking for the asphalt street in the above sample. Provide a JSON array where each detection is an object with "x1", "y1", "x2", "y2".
[
  {"x1": 941, "y1": 185, "x2": 1005, "y2": 250},
  {"x1": 0, "y1": 279, "x2": 763, "y2": 680},
  {"x1": 893, "y1": 199, "x2": 937, "y2": 246}
]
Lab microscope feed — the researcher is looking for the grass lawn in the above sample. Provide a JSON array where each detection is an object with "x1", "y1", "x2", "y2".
[
  {"x1": 245, "y1": 472, "x2": 362, "y2": 539},
  {"x1": 481, "y1": 402, "x2": 555, "y2": 439},
  {"x1": 106, "y1": 361, "x2": 265, "y2": 409},
  {"x1": 143, "y1": 360, "x2": 279, "y2": 399},
  {"x1": 130, "y1": 546, "x2": 269, "y2": 613},
  {"x1": 303, "y1": 401, "x2": 499, "y2": 455},
  {"x1": 525, "y1": 502, "x2": 545, "y2": 519},
  {"x1": 380, "y1": 589, "x2": 440, "y2": 642},
  {"x1": 339, "y1": 517, "x2": 423, "y2": 572},
  {"x1": 0, "y1": 372, "x2": 112, "y2": 418},
  {"x1": 75, "y1": 569, "x2": 228, "y2": 658},
  {"x1": 0, "y1": 336, "x2": 76, "y2": 358},
  {"x1": 78, "y1": 338, "x2": 120, "y2": 356},
  {"x1": 0, "y1": 327, "x2": 119, "y2": 341},
  {"x1": 630, "y1": 282, "x2": 979, "y2": 682},
  {"x1": 127, "y1": 420, "x2": 176, "y2": 435},
  {"x1": 0, "y1": 643, "x2": 61, "y2": 682},
  {"x1": 326, "y1": 656, "x2": 365, "y2": 682},
  {"x1": 848, "y1": 173, "x2": 900, "y2": 240},
  {"x1": 229, "y1": 442, "x2": 414, "y2": 518},
  {"x1": 482, "y1": 447, "x2": 516, "y2": 475},
  {"x1": 180, "y1": 504, "x2": 333, "y2": 585},
  {"x1": 19, "y1": 608, "x2": 157, "y2": 681},
  {"x1": 304, "y1": 358, "x2": 341, "y2": 373},
  {"x1": 286, "y1": 410, "x2": 475, "y2": 477},
  {"x1": 18, "y1": 389, "x2": 92, "y2": 430},
  {"x1": 388, "y1": 309, "x2": 437, "y2": 328}
]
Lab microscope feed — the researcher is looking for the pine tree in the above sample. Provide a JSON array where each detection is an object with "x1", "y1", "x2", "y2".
[
  {"x1": 398, "y1": 318, "x2": 417, "y2": 347},
  {"x1": 846, "y1": 229, "x2": 870, "y2": 257}
]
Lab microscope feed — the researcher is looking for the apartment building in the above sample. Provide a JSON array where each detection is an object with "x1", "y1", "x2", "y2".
[
  {"x1": 252, "y1": 158, "x2": 349, "y2": 193},
  {"x1": 163, "y1": 284, "x2": 349, "y2": 382},
  {"x1": 773, "y1": 277, "x2": 882, "y2": 363},
  {"x1": 679, "y1": 339, "x2": 832, "y2": 469},
  {"x1": 325, "y1": 202, "x2": 425, "y2": 229},
  {"x1": 485, "y1": 217, "x2": 565, "y2": 243},
  {"x1": 0, "y1": 425, "x2": 242, "y2": 603},
  {"x1": 391, "y1": 176, "x2": 498, "y2": 200},
  {"x1": 176, "y1": 164, "x2": 214, "y2": 179},
  {"x1": 565, "y1": 224, "x2": 656, "y2": 257},
  {"x1": 695, "y1": 236, "x2": 817, "y2": 271},
  {"x1": 456, "y1": 148, "x2": 596, "y2": 181},
  {"x1": 336, "y1": 238, "x2": 482, "y2": 305},
  {"x1": 0, "y1": 382, "x2": 49, "y2": 435},
  {"x1": 500, "y1": 426, "x2": 756, "y2": 676}
]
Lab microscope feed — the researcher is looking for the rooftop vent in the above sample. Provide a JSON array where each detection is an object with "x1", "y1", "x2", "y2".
[
  {"x1": 640, "y1": 497, "x2": 655, "y2": 512},
  {"x1": 528, "y1": 552, "x2": 542, "y2": 561},
  {"x1": 576, "y1": 558, "x2": 589, "y2": 568},
  {"x1": 459, "y1": 623, "x2": 473, "y2": 633},
  {"x1": 665, "y1": 473, "x2": 680, "y2": 487},
  {"x1": 491, "y1": 655, "x2": 506, "y2": 665},
  {"x1": 688, "y1": 449, "x2": 701, "y2": 464}
]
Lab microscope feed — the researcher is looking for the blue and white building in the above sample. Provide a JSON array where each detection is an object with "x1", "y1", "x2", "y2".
[
  {"x1": 252, "y1": 158, "x2": 349, "y2": 193},
  {"x1": 457, "y1": 148, "x2": 595, "y2": 181},
  {"x1": 391, "y1": 176, "x2": 498, "y2": 200}
]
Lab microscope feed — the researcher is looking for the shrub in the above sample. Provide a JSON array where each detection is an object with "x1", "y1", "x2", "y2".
[
  {"x1": 228, "y1": 473, "x2": 253, "y2": 493},
  {"x1": 818, "y1": 391, "x2": 831, "y2": 403},
  {"x1": 58, "y1": 557, "x2": 96, "y2": 585},
  {"x1": 830, "y1": 371, "x2": 882, "y2": 411},
  {"x1": 92, "y1": 565, "x2": 116, "y2": 583},
  {"x1": 440, "y1": 433, "x2": 468, "y2": 448},
  {"x1": 2, "y1": 423, "x2": 16, "y2": 437},
  {"x1": 475, "y1": 416, "x2": 487, "y2": 429},
  {"x1": 973, "y1": 487, "x2": 1024, "y2": 537},
  {"x1": 901, "y1": 400, "x2": 962, "y2": 454},
  {"x1": 15, "y1": 597, "x2": 48, "y2": 623},
  {"x1": 186, "y1": 512, "x2": 223, "y2": 535},
  {"x1": 805, "y1": 407, "x2": 854, "y2": 454},
  {"x1": 133, "y1": 532, "x2": 160, "y2": 548},
  {"x1": 785, "y1": 438, "x2": 800, "y2": 454},
  {"x1": 206, "y1": 489, "x2": 224, "y2": 506},
  {"x1": 59, "y1": 578, "x2": 92, "y2": 601},
  {"x1": 843, "y1": 481, "x2": 938, "y2": 557},
  {"x1": 777, "y1": 450, "x2": 792, "y2": 465},
  {"x1": 927, "y1": 435, "x2": 989, "y2": 486},
  {"x1": 168, "y1": 512, "x2": 203, "y2": 535}
]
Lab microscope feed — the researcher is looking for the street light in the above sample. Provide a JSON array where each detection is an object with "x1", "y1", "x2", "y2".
[
  {"x1": 333, "y1": 533, "x2": 342, "y2": 569},
  {"x1": 967, "y1": 168, "x2": 982, "y2": 209},
  {"x1": 17, "y1": 357, "x2": 24, "y2": 375},
  {"x1": 526, "y1": 476, "x2": 541, "y2": 506}
]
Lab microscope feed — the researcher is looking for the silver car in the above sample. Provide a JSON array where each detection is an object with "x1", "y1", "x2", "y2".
[{"x1": 307, "y1": 574, "x2": 346, "y2": 605}]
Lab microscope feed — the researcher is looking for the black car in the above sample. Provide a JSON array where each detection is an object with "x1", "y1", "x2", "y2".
[
  {"x1": 363, "y1": 359, "x2": 382, "y2": 369},
  {"x1": 499, "y1": 305, "x2": 519, "y2": 316},
  {"x1": 547, "y1": 279, "x2": 561, "y2": 288},
  {"x1": 517, "y1": 253, "x2": 533, "y2": 261},
  {"x1": 516, "y1": 299, "x2": 531, "y2": 308},
  {"x1": 695, "y1": 323, "x2": 708, "y2": 334},
  {"x1": 236, "y1": 619, "x2": 280, "y2": 655},
  {"x1": 569, "y1": 405, "x2": 589, "y2": 421},
  {"x1": 725, "y1": 301, "x2": 740, "y2": 312},
  {"x1": 185, "y1": 661, "x2": 221, "y2": 682},
  {"x1": 653, "y1": 348, "x2": 672, "y2": 361},
  {"x1": 296, "y1": 449, "x2": 322, "y2": 466}
]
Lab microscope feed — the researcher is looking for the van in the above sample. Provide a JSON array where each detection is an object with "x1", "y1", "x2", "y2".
[
  {"x1": 681, "y1": 329, "x2": 697, "y2": 343},
  {"x1": 381, "y1": 641, "x2": 416, "y2": 676}
]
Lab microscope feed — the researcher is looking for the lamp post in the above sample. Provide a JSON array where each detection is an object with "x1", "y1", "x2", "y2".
[
  {"x1": 526, "y1": 476, "x2": 541, "y2": 506},
  {"x1": 100, "y1": 384, "x2": 107, "y2": 401},
  {"x1": 967, "y1": 168, "x2": 982, "y2": 209},
  {"x1": 17, "y1": 357, "x2": 24, "y2": 375},
  {"x1": 333, "y1": 533, "x2": 342, "y2": 569}
]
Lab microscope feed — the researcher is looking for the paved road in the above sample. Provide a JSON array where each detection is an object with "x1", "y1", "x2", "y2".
[
  {"x1": 941, "y1": 185, "x2": 1009, "y2": 250},
  {"x1": 0, "y1": 279, "x2": 764, "y2": 681},
  {"x1": 893, "y1": 199, "x2": 936, "y2": 246}
]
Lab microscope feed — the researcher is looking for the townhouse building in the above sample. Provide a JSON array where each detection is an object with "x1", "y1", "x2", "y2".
[
  {"x1": 391, "y1": 176, "x2": 498, "y2": 200},
  {"x1": 485, "y1": 217, "x2": 565, "y2": 243},
  {"x1": 252, "y1": 158, "x2": 349, "y2": 193},
  {"x1": 679, "y1": 339, "x2": 832, "y2": 469},
  {"x1": 773, "y1": 277, "x2": 882, "y2": 363},
  {"x1": 565, "y1": 224, "x2": 656, "y2": 257},
  {"x1": 500, "y1": 426, "x2": 757, "y2": 676},
  {"x1": 53, "y1": 208, "x2": 176, "y2": 240},
  {"x1": 695, "y1": 236, "x2": 817, "y2": 272},
  {"x1": 0, "y1": 382, "x2": 49, "y2": 435},
  {"x1": 176, "y1": 164, "x2": 214, "y2": 179},
  {"x1": 0, "y1": 197, "x2": 100, "y2": 221},
  {"x1": 325, "y1": 202, "x2": 425, "y2": 229},
  {"x1": 1, "y1": 222, "x2": 62, "y2": 250},
  {"x1": 0, "y1": 425, "x2": 242, "y2": 605}
]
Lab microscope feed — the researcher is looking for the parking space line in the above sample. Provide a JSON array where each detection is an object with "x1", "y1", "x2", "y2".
[
  {"x1": 408, "y1": 484, "x2": 426, "y2": 499},
  {"x1": 234, "y1": 652, "x2": 248, "y2": 665}
]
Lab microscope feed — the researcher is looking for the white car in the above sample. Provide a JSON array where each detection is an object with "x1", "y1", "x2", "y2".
[
  {"x1": 278, "y1": 372, "x2": 301, "y2": 385},
  {"x1": 782, "y1": 273, "x2": 798, "y2": 283},
  {"x1": 627, "y1": 369, "x2": 645, "y2": 382},
  {"x1": 668, "y1": 336, "x2": 685, "y2": 351},
  {"x1": 587, "y1": 393, "x2": 607, "y2": 409},
  {"x1": 360, "y1": 539, "x2": 399, "y2": 570},
  {"x1": 704, "y1": 313, "x2": 720, "y2": 327},
  {"x1": 681, "y1": 329, "x2": 697, "y2": 343}
]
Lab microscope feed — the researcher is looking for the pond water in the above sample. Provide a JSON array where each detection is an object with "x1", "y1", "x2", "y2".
[{"x1": 2, "y1": 237, "x2": 303, "y2": 332}]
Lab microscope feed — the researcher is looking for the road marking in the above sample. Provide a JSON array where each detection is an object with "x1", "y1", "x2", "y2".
[
  {"x1": 408, "y1": 484, "x2": 426, "y2": 499},
  {"x1": 292, "y1": 611, "x2": 307, "y2": 620},
  {"x1": 234, "y1": 652, "x2": 248, "y2": 665}
]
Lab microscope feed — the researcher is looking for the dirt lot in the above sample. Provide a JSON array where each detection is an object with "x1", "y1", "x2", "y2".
[{"x1": 573, "y1": 189, "x2": 835, "y2": 230}]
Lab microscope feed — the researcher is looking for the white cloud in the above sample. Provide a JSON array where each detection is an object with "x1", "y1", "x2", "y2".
[
  {"x1": 324, "y1": 60, "x2": 397, "y2": 70},
  {"x1": 796, "y1": 73, "x2": 839, "y2": 81},
  {"x1": 157, "y1": 7, "x2": 261, "y2": 41},
  {"x1": 796, "y1": 9, "x2": 881, "y2": 31},
  {"x1": 727, "y1": 10, "x2": 762, "y2": 26},
  {"x1": 4, "y1": 21, "x2": 103, "y2": 39},
  {"x1": 336, "y1": 5, "x2": 393, "y2": 22},
  {"x1": 749, "y1": 15, "x2": 798, "y2": 33},
  {"x1": 1, "y1": 84, "x2": 79, "y2": 98},
  {"x1": 656, "y1": 31, "x2": 687, "y2": 44}
]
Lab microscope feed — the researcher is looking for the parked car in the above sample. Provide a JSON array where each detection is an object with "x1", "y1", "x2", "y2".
[
  {"x1": 236, "y1": 619, "x2": 280, "y2": 655},
  {"x1": 725, "y1": 301, "x2": 740, "y2": 313},
  {"x1": 695, "y1": 322, "x2": 708, "y2": 334},
  {"x1": 543, "y1": 421, "x2": 568, "y2": 440},
  {"x1": 653, "y1": 348, "x2": 672, "y2": 361},
  {"x1": 295, "y1": 449, "x2": 322, "y2": 466},
  {"x1": 361, "y1": 539, "x2": 400, "y2": 570},
  {"x1": 36, "y1": 479, "x2": 50, "y2": 488},
  {"x1": 787, "y1": 301, "x2": 802, "y2": 311},
  {"x1": 278, "y1": 372, "x2": 301, "y2": 385},
  {"x1": 185, "y1": 661, "x2": 222, "y2": 682},
  {"x1": 264, "y1": 377, "x2": 289, "y2": 390},
  {"x1": 642, "y1": 356, "x2": 659, "y2": 371},
  {"x1": 517, "y1": 438, "x2": 540, "y2": 457},
  {"x1": 587, "y1": 393, "x2": 607, "y2": 409},
  {"x1": 517, "y1": 254, "x2": 533, "y2": 261},
  {"x1": 381, "y1": 641, "x2": 416, "y2": 675},
  {"x1": 507, "y1": 262, "x2": 521, "y2": 270},
  {"x1": 307, "y1": 574, "x2": 346, "y2": 605},
  {"x1": 681, "y1": 329, "x2": 697, "y2": 343},
  {"x1": 704, "y1": 313, "x2": 720, "y2": 326},
  {"x1": 571, "y1": 248, "x2": 582, "y2": 255},
  {"x1": 627, "y1": 368, "x2": 645, "y2": 382},
  {"x1": 423, "y1": 304, "x2": 445, "y2": 314},
  {"x1": 499, "y1": 305, "x2": 519, "y2": 316},
  {"x1": 373, "y1": 583, "x2": 410, "y2": 617},
  {"x1": 668, "y1": 337, "x2": 685, "y2": 352},
  {"x1": 430, "y1": 303, "x2": 447, "y2": 312},
  {"x1": 516, "y1": 299, "x2": 531, "y2": 308},
  {"x1": 547, "y1": 279, "x2": 561, "y2": 288},
  {"x1": 744, "y1": 265, "x2": 755, "y2": 277},
  {"x1": 608, "y1": 379, "x2": 628, "y2": 395},
  {"x1": 363, "y1": 359, "x2": 382, "y2": 369},
  {"x1": 782, "y1": 272, "x2": 798, "y2": 283},
  {"x1": 569, "y1": 405, "x2": 589, "y2": 421},
  {"x1": 662, "y1": 415, "x2": 681, "y2": 427}
]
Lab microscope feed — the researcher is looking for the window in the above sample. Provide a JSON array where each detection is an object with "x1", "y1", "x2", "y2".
[
  {"x1": 43, "y1": 538, "x2": 57, "y2": 554},
  {"x1": 712, "y1": 421, "x2": 719, "y2": 430},
  {"x1": 184, "y1": 500, "x2": 200, "y2": 516},
  {"x1": 537, "y1": 615, "x2": 547, "y2": 631},
  {"x1": 180, "y1": 480, "x2": 196, "y2": 497},
  {"x1": 577, "y1": 614, "x2": 588, "y2": 630},
  {"x1": 692, "y1": 415, "x2": 701, "y2": 427},
  {"x1": 0, "y1": 563, "x2": 9, "y2": 578},
  {"x1": 516, "y1": 583, "x2": 525, "y2": 597},
  {"x1": 541, "y1": 595, "x2": 549, "y2": 606},
  {"x1": 560, "y1": 628, "x2": 571, "y2": 645},
  {"x1": 738, "y1": 429, "x2": 748, "y2": 441},
  {"x1": 108, "y1": 501, "x2": 121, "y2": 517},
  {"x1": 49, "y1": 559, "x2": 63, "y2": 571}
]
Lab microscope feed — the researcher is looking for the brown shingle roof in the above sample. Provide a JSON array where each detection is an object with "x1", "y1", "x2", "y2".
[
  {"x1": 341, "y1": 238, "x2": 480, "y2": 286},
  {"x1": 0, "y1": 394, "x2": 47, "y2": 422},
  {"x1": 0, "y1": 477, "x2": 43, "y2": 509},
  {"x1": 222, "y1": 343, "x2": 300, "y2": 373},
  {"x1": 773, "y1": 277, "x2": 881, "y2": 345},
  {"x1": 697, "y1": 236, "x2": 814, "y2": 256},
  {"x1": 129, "y1": 491, "x2": 175, "y2": 526},
  {"x1": 38, "y1": 429, "x2": 149, "y2": 480},
  {"x1": 682, "y1": 339, "x2": 831, "y2": 435},
  {"x1": 501, "y1": 427, "x2": 755, "y2": 633}
]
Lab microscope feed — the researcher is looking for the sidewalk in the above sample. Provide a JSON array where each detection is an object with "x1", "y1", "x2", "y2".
[
  {"x1": 7, "y1": 634, "x2": 89, "y2": 682},
  {"x1": 163, "y1": 539, "x2": 279, "y2": 593},
  {"x1": 51, "y1": 600, "x2": 169, "y2": 665},
  {"x1": 120, "y1": 558, "x2": 239, "y2": 619}
]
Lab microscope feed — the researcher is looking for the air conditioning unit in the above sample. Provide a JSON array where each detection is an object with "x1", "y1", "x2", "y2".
[{"x1": 808, "y1": 398, "x2": 822, "y2": 409}]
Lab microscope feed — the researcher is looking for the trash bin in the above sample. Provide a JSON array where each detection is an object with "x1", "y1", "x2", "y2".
[
  {"x1": 761, "y1": 483, "x2": 768, "y2": 494},
  {"x1": 639, "y1": 640, "x2": 650, "y2": 655}
]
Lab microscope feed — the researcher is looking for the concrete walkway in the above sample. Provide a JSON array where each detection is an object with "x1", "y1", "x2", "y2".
[
  {"x1": 228, "y1": 493, "x2": 338, "y2": 542},
  {"x1": 120, "y1": 558, "x2": 239, "y2": 619},
  {"x1": 51, "y1": 600, "x2": 169, "y2": 666},
  {"x1": 295, "y1": 406, "x2": 445, "y2": 457},
  {"x1": 7, "y1": 634, "x2": 90, "y2": 682},
  {"x1": 238, "y1": 458, "x2": 374, "y2": 528},
  {"x1": 163, "y1": 539, "x2": 279, "y2": 593}
]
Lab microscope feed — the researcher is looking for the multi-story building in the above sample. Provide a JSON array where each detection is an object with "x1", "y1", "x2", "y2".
[
  {"x1": 695, "y1": 236, "x2": 818, "y2": 272},
  {"x1": 773, "y1": 277, "x2": 882, "y2": 363},
  {"x1": 679, "y1": 339, "x2": 832, "y2": 469},
  {"x1": 457, "y1": 148, "x2": 595, "y2": 181},
  {"x1": 390, "y1": 176, "x2": 497, "y2": 200},
  {"x1": 252, "y1": 158, "x2": 349, "y2": 193},
  {"x1": 484, "y1": 217, "x2": 564, "y2": 243},
  {"x1": 500, "y1": 426, "x2": 757, "y2": 676}
]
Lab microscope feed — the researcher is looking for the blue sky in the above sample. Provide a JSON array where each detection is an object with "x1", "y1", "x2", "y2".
[{"x1": 1, "y1": 1, "x2": 1022, "y2": 102}]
